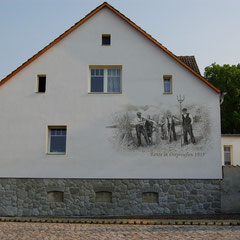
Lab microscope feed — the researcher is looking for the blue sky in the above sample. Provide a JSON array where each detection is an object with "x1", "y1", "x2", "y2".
[{"x1": 0, "y1": 0, "x2": 240, "y2": 80}]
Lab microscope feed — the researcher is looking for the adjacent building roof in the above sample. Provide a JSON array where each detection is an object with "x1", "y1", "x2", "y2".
[
  {"x1": 177, "y1": 56, "x2": 201, "y2": 75},
  {"x1": 0, "y1": 2, "x2": 221, "y2": 93}
]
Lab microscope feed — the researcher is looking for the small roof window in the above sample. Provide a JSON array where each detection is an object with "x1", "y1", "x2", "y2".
[
  {"x1": 102, "y1": 34, "x2": 111, "y2": 46},
  {"x1": 37, "y1": 75, "x2": 46, "y2": 93}
]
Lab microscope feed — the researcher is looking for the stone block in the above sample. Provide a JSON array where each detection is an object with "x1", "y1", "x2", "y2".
[
  {"x1": 70, "y1": 187, "x2": 80, "y2": 195},
  {"x1": 23, "y1": 209, "x2": 31, "y2": 216},
  {"x1": 175, "y1": 191, "x2": 183, "y2": 198},
  {"x1": 32, "y1": 208, "x2": 39, "y2": 216},
  {"x1": 176, "y1": 198, "x2": 185, "y2": 204},
  {"x1": 54, "y1": 208, "x2": 65, "y2": 216},
  {"x1": 190, "y1": 189, "x2": 198, "y2": 195},
  {"x1": 162, "y1": 184, "x2": 170, "y2": 193},
  {"x1": 203, "y1": 202, "x2": 210, "y2": 210}
]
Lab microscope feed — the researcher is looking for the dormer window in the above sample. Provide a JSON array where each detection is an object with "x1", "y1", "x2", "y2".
[{"x1": 102, "y1": 34, "x2": 111, "y2": 46}]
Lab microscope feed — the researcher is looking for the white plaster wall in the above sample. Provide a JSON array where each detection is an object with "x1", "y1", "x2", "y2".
[
  {"x1": 0, "y1": 8, "x2": 222, "y2": 178},
  {"x1": 222, "y1": 136, "x2": 240, "y2": 165}
]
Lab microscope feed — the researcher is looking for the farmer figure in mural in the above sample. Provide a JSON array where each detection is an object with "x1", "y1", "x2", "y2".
[
  {"x1": 160, "y1": 116, "x2": 167, "y2": 140},
  {"x1": 145, "y1": 115, "x2": 157, "y2": 144},
  {"x1": 182, "y1": 108, "x2": 196, "y2": 144},
  {"x1": 134, "y1": 112, "x2": 149, "y2": 146},
  {"x1": 166, "y1": 113, "x2": 178, "y2": 142}
]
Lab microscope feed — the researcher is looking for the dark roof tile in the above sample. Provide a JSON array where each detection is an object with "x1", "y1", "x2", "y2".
[{"x1": 177, "y1": 56, "x2": 201, "y2": 75}]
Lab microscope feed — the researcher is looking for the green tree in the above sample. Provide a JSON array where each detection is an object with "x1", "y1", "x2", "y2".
[{"x1": 204, "y1": 63, "x2": 240, "y2": 134}]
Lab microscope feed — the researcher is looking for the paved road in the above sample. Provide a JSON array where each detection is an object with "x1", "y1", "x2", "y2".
[{"x1": 0, "y1": 222, "x2": 240, "y2": 240}]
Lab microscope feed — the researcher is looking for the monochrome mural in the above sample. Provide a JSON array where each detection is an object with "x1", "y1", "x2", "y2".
[{"x1": 107, "y1": 96, "x2": 212, "y2": 155}]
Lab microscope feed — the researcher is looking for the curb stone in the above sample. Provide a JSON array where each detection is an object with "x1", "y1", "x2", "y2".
[{"x1": 0, "y1": 217, "x2": 239, "y2": 226}]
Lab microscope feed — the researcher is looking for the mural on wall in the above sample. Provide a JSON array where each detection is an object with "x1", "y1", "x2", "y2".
[{"x1": 107, "y1": 96, "x2": 212, "y2": 156}]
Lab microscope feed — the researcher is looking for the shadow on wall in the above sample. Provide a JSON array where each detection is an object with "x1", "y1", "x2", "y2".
[{"x1": 221, "y1": 166, "x2": 240, "y2": 213}]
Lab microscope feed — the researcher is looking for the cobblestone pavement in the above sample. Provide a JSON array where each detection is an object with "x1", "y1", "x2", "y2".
[{"x1": 0, "y1": 222, "x2": 240, "y2": 240}]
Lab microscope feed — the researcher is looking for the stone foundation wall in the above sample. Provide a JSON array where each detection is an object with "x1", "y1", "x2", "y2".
[{"x1": 0, "y1": 179, "x2": 221, "y2": 217}]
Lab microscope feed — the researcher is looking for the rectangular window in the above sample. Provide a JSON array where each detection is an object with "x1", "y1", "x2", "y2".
[
  {"x1": 37, "y1": 75, "x2": 46, "y2": 93},
  {"x1": 102, "y1": 34, "x2": 111, "y2": 45},
  {"x1": 95, "y1": 191, "x2": 112, "y2": 203},
  {"x1": 47, "y1": 191, "x2": 64, "y2": 202},
  {"x1": 91, "y1": 69, "x2": 104, "y2": 92},
  {"x1": 90, "y1": 67, "x2": 121, "y2": 93},
  {"x1": 163, "y1": 76, "x2": 172, "y2": 94},
  {"x1": 48, "y1": 126, "x2": 67, "y2": 154},
  {"x1": 142, "y1": 192, "x2": 159, "y2": 203},
  {"x1": 224, "y1": 145, "x2": 232, "y2": 165}
]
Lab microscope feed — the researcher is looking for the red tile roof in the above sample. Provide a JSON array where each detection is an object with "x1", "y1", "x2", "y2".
[
  {"x1": 177, "y1": 56, "x2": 201, "y2": 75},
  {"x1": 0, "y1": 2, "x2": 221, "y2": 93}
]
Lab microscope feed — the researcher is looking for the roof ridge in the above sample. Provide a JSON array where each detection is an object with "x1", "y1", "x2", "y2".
[{"x1": 0, "y1": 2, "x2": 221, "y2": 93}]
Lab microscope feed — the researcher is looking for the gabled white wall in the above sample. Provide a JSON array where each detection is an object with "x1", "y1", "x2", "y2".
[{"x1": 0, "y1": 8, "x2": 222, "y2": 178}]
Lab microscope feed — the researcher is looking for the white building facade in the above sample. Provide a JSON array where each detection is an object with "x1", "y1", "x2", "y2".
[
  {"x1": 0, "y1": 3, "x2": 222, "y2": 216},
  {"x1": 222, "y1": 135, "x2": 240, "y2": 165}
]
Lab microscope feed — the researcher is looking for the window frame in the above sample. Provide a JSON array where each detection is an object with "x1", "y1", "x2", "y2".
[
  {"x1": 163, "y1": 75, "x2": 173, "y2": 94},
  {"x1": 46, "y1": 125, "x2": 67, "y2": 155},
  {"x1": 101, "y1": 34, "x2": 111, "y2": 46},
  {"x1": 223, "y1": 145, "x2": 233, "y2": 165},
  {"x1": 36, "y1": 74, "x2": 46, "y2": 93},
  {"x1": 88, "y1": 65, "x2": 122, "y2": 94}
]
